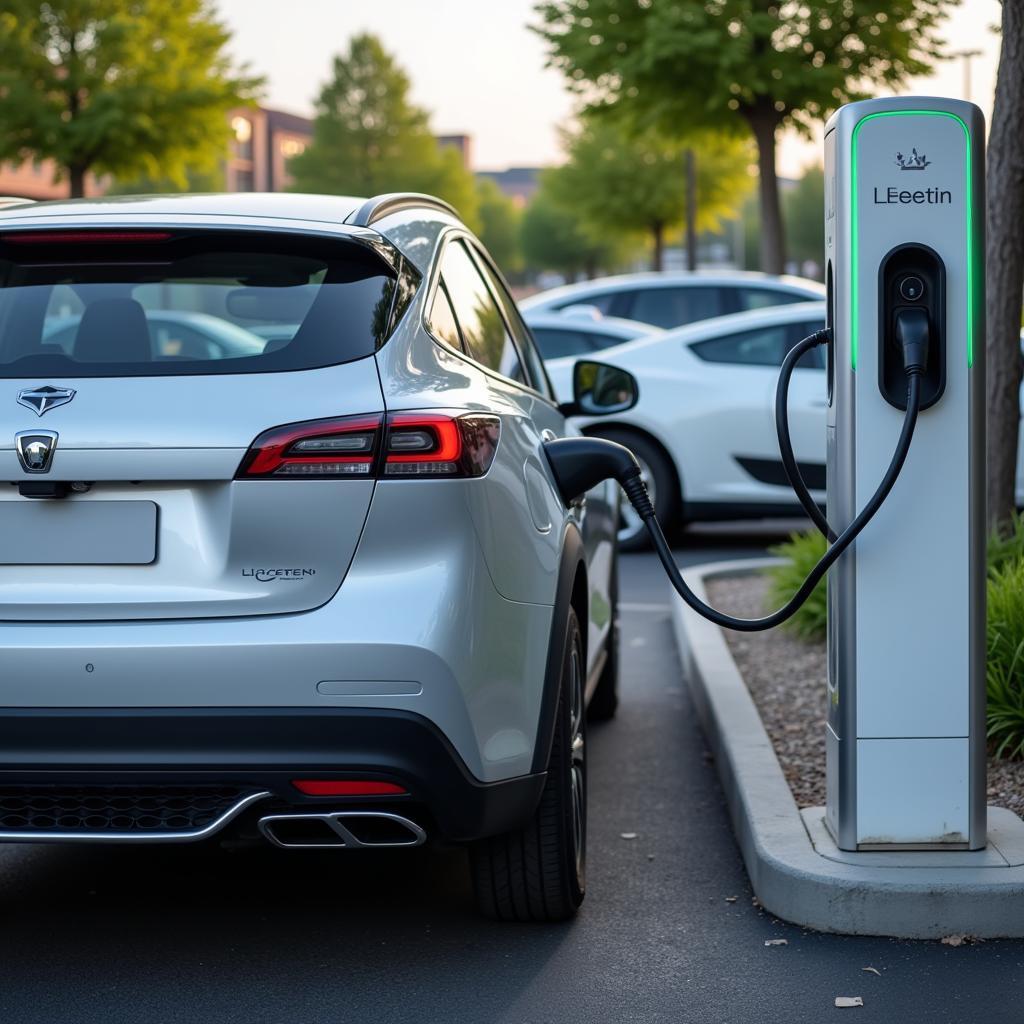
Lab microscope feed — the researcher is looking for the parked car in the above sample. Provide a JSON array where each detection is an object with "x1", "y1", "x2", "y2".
[
  {"x1": 0, "y1": 191, "x2": 639, "y2": 922},
  {"x1": 520, "y1": 270, "x2": 825, "y2": 329},
  {"x1": 524, "y1": 310, "x2": 662, "y2": 361},
  {"x1": 546, "y1": 300, "x2": 1024, "y2": 550},
  {"x1": 545, "y1": 302, "x2": 829, "y2": 548},
  {"x1": 43, "y1": 310, "x2": 267, "y2": 361}
]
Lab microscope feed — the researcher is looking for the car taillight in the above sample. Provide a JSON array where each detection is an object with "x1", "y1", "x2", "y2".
[
  {"x1": 236, "y1": 414, "x2": 383, "y2": 478},
  {"x1": 236, "y1": 412, "x2": 500, "y2": 480}
]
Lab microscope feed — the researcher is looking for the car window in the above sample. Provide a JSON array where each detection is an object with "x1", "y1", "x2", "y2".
[
  {"x1": 790, "y1": 321, "x2": 827, "y2": 369},
  {"x1": 439, "y1": 241, "x2": 525, "y2": 385},
  {"x1": 618, "y1": 286, "x2": 726, "y2": 328},
  {"x1": 553, "y1": 292, "x2": 616, "y2": 315},
  {"x1": 427, "y1": 280, "x2": 464, "y2": 352},
  {"x1": 531, "y1": 327, "x2": 598, "y2": 360},
  {"x1": 468, "y1": 246, "x2": 552, "y2": 398},
  {"x1": 691, "y1": 324, "x2": 794, "y2": 367},
  {"x1": 0, "y1": 232, "x2": 397, "y2": 377},
  {"x1": 737, "y1": 287, "x2": 808, "y2": 311}
]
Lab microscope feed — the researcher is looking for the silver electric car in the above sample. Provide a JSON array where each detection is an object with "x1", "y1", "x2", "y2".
[{"x1": 0, "y1": 192, "x2": 635, "y2": 922}]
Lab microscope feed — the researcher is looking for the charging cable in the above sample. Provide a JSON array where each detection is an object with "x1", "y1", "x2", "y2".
[
  {"x1": 775, "y1": 328, "x2": 836, "y2": 541},
  {"x1": 545, "y1": 319, "x2": 928, "y2": 632}
]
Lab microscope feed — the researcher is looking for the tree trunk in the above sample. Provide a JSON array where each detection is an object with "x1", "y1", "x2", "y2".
[
  {"x1": 986, "y1": 0, "x2": 1024, "y2": 530},
  {"x1": 68, "y1": 165, "x2": 87, "y2": 199},
  {"x1": 651, "y1": 221, "x2": 664, "y2": 272},
  {"x1": 746, "y1": 107, "x2": 786, "y2": 275},
  {"x1": 684, "y1": 148, "x2": 697, "y2": 272}
]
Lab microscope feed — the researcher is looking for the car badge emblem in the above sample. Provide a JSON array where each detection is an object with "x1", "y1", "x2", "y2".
[
  {"x1": 15, "y1": 430, "x2": 58, "y2": 474},
  {"x1": 16, "y1": 385, "x2": 76, "y2": 416}
]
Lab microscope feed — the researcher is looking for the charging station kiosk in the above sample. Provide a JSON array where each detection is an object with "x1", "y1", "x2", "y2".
[{"x1": 824, "y1": 97, "x2": 986, "y2": 850}]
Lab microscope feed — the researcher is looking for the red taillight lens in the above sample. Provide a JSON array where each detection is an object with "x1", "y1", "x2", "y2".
[
  {"x1": 236, "y1": 412, "x2": 499, "y2": 480},
  {"x1": 236, "y1": 414, "x2": 383, "y2": 478},
  {"x1": 291, "y1": 779, "x2": 407, "y2": 796}
]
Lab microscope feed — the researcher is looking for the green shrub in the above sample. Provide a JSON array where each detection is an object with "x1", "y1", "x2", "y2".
[
  {"x1": 989, "y1": 514, "x2": 1024, "y2": 577},
  {"x1": 765, "y1": 530, "x2": 828, "y2": 641},
  {"x1": 765, "y1": 514, "x2": 1024, "y2": 759},
  {"x1": 987, "y1": 558, "x2": 1024, "y2": 760}
]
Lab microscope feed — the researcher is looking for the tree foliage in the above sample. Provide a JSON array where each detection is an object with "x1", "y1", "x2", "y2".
[
  {"x1": 520, "y1": 180, "x2": 628, "y2": 280},
  {"x1": 547, "y1": 118, "x2": 752, "y2": 270},
  {"x1": 476, "y1": 178, "x2": 523, "y2": 277},
  {"x1": 534, "y1": 0, "x2": 957, "y2": 273},
  {"x1": 289, "y1": 34, "x2": 478, "y2": 227},
  {"x1": 782, "y1": 165, "x2": 824, "y2": 274},
  {"x1": 0, "y1": 0, "x2": 260, "y2": 197}
]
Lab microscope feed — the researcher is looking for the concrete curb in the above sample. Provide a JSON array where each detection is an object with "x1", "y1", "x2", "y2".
[{"x1": 672, "y1": 557, "x2": 1024, "y2": 939}]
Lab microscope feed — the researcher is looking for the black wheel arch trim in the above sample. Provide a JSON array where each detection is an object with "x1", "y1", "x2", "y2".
[{"x1": 531, "y1": 523, "x2": 587, "y2": 774}]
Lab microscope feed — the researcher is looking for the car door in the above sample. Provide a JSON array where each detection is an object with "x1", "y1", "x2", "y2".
[
  {"x1": 470, "y1": 248, "x2": 617, "y2": 676},
  {"x1": 686, "y1": 317, "x2": 826, "y2": 498}
]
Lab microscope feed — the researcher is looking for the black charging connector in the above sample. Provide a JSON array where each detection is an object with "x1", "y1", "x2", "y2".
[{"x1": 895, "y1": 308, "x2": 930, "y2": 377}]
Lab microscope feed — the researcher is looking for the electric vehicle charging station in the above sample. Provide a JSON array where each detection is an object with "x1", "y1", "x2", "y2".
[
  {"x1": 546, "y1": 94, "x2": 989, "y2": 862},
  {"x1": 825, "y1": 97, "x2": 986, "y2": 850}
]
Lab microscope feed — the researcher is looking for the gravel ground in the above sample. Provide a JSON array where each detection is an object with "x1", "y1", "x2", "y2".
[{"x1": 707, "y1": 572, "x2": 1024, "y2": 816}]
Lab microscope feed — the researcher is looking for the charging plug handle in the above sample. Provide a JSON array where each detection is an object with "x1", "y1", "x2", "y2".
[{"x1": 895, "y1": 308, "x2": 930, "y2": 376}]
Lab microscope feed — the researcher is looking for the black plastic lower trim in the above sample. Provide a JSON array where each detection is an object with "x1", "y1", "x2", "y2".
[
  {"x1": 683, "y1": 499, "x2": 826, "y2": 523},
  {"x1": 0, "y1": 708, "x2": 545, "y2": 843}
]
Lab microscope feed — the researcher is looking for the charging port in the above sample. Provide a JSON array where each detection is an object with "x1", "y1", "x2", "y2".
[{"x1": 877, "y1": 243, "x2": 945, "y2": 410}]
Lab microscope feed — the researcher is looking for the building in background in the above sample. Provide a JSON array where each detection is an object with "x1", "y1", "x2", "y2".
[
  {"x1": 0, "y1": 158, "x2": 105, "y2": 201},
  {"x1": 225, "y1": 106, "x2": 311, "y2": 192},
  {"x1": 437, "y1": 134, "x2": 472, "y2": 169},
  {"x1": 475, "y1": 167, "x2": 541, "y2": 207}
]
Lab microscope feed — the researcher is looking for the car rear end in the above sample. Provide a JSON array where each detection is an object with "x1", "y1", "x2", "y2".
[{"x1": 0, "y1": 207, "x2": 548, "y2": 850}]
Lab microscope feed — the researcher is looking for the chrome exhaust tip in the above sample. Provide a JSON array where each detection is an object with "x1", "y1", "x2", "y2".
[{"x1": 257, "y1": 811, "x2": 427, "y2": 849}]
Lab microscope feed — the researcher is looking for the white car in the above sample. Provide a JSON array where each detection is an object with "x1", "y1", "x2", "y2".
[
  {"x1": 546, "y1": 303, "x2": 829, "y2": 548},
  {"x1": 520, "y1": 271, "x2": 825, "y2": 329},
  {"x1": 547, "y1": 301, "x2": 1024, "y2": 549},
  {"x1": 524, "y1": 311, "x2": 662, "y2": 361}
]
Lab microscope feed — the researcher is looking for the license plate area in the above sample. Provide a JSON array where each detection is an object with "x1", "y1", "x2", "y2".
[{"x1": 0, "y1": 500, "x2": 157, "y2": 565}]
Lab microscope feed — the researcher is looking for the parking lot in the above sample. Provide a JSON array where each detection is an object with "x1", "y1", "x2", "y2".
[{"x1": 0, "y1": 529, "x2": 1016, "y2": 1024}]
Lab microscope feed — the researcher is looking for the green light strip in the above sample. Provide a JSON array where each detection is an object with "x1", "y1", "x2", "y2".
[{"x1": 849, "y1": 110, "x2": 974, "y2": 370}]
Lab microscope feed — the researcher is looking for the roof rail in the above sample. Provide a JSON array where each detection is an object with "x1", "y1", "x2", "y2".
[
  {"x1": 0, "y1": 197, "x2": 35, "y2": 211},
  {"x1": 346, "y1": 192, "x2": 459, "y2": 228}
]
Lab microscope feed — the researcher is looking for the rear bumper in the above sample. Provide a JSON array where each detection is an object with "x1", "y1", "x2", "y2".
[{"x1": 0, "y1": 707, "x2": 546, "y2": 843}]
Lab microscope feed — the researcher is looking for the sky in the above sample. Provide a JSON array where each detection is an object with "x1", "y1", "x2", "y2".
[{"x1": 216, "y1": 0, "x2": 1002, "y2": 178}]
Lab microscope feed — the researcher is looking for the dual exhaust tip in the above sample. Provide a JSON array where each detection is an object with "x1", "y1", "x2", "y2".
[{"x1": 258, "y1": 810, "x2": 426, "y2": 849}]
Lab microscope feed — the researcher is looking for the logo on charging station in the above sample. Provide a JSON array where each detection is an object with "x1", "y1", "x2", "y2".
[
  {"x1": 873, "y1": 149, "x2": 950, "y2": 206},
  {"x1": 895, "y1": 148, "x2": 931, "y2": 170}
]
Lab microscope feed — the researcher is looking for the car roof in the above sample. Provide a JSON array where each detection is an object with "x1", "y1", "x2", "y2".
[
  {"x1": 560, "y1": 300, "x2": 827, "y2": 365},
  {"x1": 522, "y1": 312, "x2": 663, "y2": 338},
  {"x1": 519, "y1": 270, "x2": 825, "y2": 310},
  {"x1": 0, "y1": 192, "x2": 370, "y2": 227}
]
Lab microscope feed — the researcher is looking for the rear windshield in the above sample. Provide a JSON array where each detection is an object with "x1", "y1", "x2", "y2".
[{"x1": 0, "y1": 230, "x2": 405, "y2": 377}]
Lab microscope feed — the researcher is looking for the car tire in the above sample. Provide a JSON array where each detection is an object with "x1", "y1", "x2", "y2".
[
  {"x1": 471, "y1": 607, "x2": 586, "y2": 922},
  {"x1": 589, "y1": 428, "x2": 679, "y2": 553},
  {"x1": 587, "y1": 561, "x2": 619, "y2": 721}
]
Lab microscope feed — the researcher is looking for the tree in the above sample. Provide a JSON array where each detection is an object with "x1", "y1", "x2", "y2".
[
  {"x1": 535, "y1": 0, "x2": 956, "y2": 274},
  {"x1": 520, "y1": 182, "x2": 626, "y2": 281},
  {"x1": 0, "y1": 1, "x2": 260, "y2": 198},
  {"x1": 476, "y1": 178, "x2": 523, "y2": 277},
  {"x1": 783, "y1": 165, "x2": 825, "y2": 277},
  {"x1": 289, "y1": 34, "x2": 478, "y2": 228},
  {"x1": 986, "y1": 0, "x2": 1024, "y2": 530},
  {"x1": 547, "y1": 118, "x2": 752, "y2": 271}
]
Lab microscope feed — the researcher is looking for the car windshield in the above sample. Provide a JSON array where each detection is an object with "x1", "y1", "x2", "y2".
[{"x1": 0, "y1": 231, "x2": 400, "y2": 377}]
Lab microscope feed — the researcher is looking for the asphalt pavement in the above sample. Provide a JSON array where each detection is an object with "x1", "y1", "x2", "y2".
[{"x1": 0, "y1": 523, "x2": 1021, "y2": 1023}]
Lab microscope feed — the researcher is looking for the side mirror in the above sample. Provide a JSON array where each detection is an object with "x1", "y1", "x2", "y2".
[{"x1": 559, "y1": 360, "x2": 639, "y2": 418}]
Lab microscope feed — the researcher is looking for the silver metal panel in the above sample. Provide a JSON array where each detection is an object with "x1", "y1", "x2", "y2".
[
  {"x1": 0, "y1": 500, "x2": 156, "y2": 565},
  {"x1": 825, "y1": 97, "x2": 985, "y2": 849}
]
